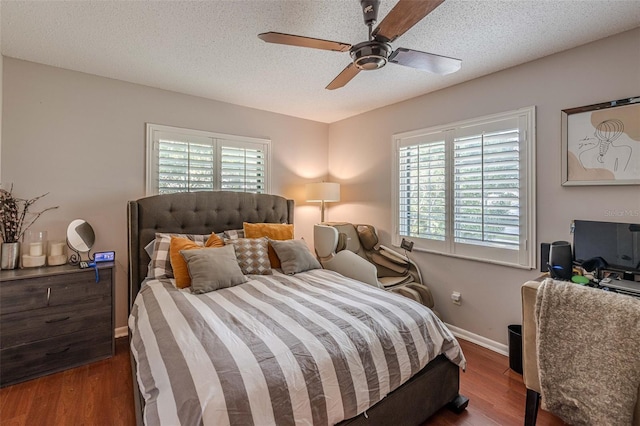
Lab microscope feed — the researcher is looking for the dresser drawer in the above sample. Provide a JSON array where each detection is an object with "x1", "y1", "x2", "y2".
[
  {"x1": 0, "y1": 298, "x2": 111, "y2": 348},
  {"x1": 0, "y1": 324, "x2": 112, "y2": 387},
  {"x1": 0, "y1": 268, "x2": 112, "y2": 315}
]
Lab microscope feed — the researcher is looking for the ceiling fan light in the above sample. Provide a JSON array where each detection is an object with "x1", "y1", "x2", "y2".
[
  {"x1": 356, "y1": 56, "x2": 387, "y2": 70},
  {"x1": 350, "y1": 41, "x2": 391, "y2": 70}
]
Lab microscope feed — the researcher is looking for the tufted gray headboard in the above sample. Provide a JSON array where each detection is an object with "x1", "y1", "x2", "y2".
[{"x1": 127, "y1": 191, "x2": 294, "y2": 310}]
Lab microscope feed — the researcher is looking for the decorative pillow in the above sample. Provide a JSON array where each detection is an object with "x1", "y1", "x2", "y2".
[
  {"x1": 223, "y1": 229, "x2": 245, "y2": 240},
  {"x1": 180, "y1": 246, "x2": 248, "y2": 294},
  {"x1": 170, "y1": 234, "x2": 224, "y2": 289},
  {"x1": 148, "y1": 232, "x2": 211, "y2": 279},
  {"x1": 269, "y1": 239, "x2": 322, "y2": 275},
  {"x1": 144, "y1": 239, "x2": 156, "y2": 258},
  {"x1": 225, "y1": 237, "x2": 272, "y2": 275},
  {"x1": 243, "y1": 222, "x2": 294, "y2": 268}
]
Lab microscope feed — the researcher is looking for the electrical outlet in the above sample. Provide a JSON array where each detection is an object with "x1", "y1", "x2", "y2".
[{"x1": 451, "y1": 291, "x2": 461, "y2": 305}]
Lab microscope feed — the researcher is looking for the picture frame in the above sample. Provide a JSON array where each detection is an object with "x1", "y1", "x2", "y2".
[{"x1": 561, "y1": 96, "x2": 640, "y2": 186}]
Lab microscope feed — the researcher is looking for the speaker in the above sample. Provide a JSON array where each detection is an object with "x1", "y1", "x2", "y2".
[
  {"x1": 549, "y1": 241, "x2": 573, "y2": 280},
  {"x1": 540, "y1": 242, "x2": 550, "y2": 272}
]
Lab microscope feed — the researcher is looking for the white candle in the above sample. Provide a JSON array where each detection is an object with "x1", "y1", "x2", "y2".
[
  {"x1": 30, "y1": 242, "x2": 43, "y2": 257},
  {"x1": 50, "y1": 242, "x2": 65, "y2": 256}
]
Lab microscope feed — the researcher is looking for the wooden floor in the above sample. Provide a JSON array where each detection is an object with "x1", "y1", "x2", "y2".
[
  {"x1": 0, "y1": 338, "x2": 137, "y2": 426},
  {"x1": 0, "y1": 337, "x2": 567, "y2": 425},
  {"x1": 424, "y1": 339, "x2": 566, "y2": 426}
]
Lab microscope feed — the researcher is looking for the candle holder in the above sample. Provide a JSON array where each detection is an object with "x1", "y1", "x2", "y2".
[
  {"x1": 48, "y1": 240, "x2": 68, "y2": 266},
  {"x1": 22, "y1": 230, "x2": 48, "y2": 268}
]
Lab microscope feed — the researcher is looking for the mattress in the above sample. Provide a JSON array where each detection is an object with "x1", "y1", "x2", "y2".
[{"x1": 129, "y1": 269, "x2": 465, "y2": 426}]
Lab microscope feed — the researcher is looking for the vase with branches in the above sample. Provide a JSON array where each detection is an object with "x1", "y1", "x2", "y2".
[{"x1": 0, "y1": 185, "x2": 58, "y2": 244}]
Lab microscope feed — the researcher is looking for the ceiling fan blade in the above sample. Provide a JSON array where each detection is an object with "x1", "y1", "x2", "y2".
[
  {"x1": 326, "y1": 63, "x2": 361, "y2": 90},
  {"x1": 258, "y1": 32, "x2": 351, "y2": 52},
  {"x1": 373, "y1": 0, "x2": 445, "y2": 43},
  {"x1": 389, "y1": 47, "x2": 461, "y2": 75}
]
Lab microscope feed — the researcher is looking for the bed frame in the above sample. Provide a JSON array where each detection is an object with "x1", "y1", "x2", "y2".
[{"x1": 127, "y1": 191, "x2": 467, "y2": 425}]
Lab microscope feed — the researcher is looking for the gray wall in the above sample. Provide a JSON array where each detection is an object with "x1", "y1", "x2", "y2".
[
  {"x1": 3, "y1": 28, "x2": 639, "y2": 346},
  {"x1": 327, "y1": 28, "x2": 640, "y2": 345},
  {"x1": 0, "y1": 53, "x2": 2, "y2": 177},
  {"x1": 1, "y1": 58, "x2": 330, "y2": 329}
]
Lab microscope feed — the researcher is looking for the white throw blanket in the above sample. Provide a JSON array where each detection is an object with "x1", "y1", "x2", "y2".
[{"x1": 535, "y1": 279, "x2": 640, "y2": 426}]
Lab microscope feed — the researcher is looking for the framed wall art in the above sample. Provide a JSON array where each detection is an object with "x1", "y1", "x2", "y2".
[{"x1": 561, "y1": 96, "x2": 640, "y2": 186}]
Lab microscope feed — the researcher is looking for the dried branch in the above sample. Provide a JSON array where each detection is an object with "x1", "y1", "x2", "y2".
[
  {"x1": 18, "y1": 205, "x2": 60, "y2": 242},
  {"x1": 0, "y1": 186, "x2": 59, "y2": 243}
]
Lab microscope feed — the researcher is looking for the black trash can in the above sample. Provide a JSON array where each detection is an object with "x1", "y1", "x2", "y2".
[{"x1": 508, "y1": 324, "x2": 523, "y2": 374}]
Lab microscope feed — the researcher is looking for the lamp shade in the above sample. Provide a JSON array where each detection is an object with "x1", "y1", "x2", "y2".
[{"x1": 306, "y1": 182, "x2": 340, "y2": 202}]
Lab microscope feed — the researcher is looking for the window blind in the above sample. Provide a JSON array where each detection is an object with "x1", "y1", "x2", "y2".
[
  {"x1": 146, "y1": 124, "x2": 270, "y2": 196},
  {"x1": 453, "y1": 128, "x2": 520, "y2": 250},
  {"x1": 393, "y1": 107, "x2": 535, "y2": 269},
  {"x1": 157, "y1": 138, "x2": 215, "y2": 194},
  {"x1": 399, "y1": 140, "x2": 446, "y2": 241},
  {"x1": 220, "y1": 145, "x2": 266, "y2": 193}
]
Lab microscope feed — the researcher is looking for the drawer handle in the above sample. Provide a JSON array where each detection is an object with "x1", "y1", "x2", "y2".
[
  {"x1": 45, "y1": 316, "x2": 71, "y2": 324},
  {"x1": 45, "y1": 346, "x2": 70, "y2": 356}
]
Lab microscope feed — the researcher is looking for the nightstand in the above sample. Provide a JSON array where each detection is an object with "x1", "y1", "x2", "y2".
[{"x1": 0, "y1": 262, "x2": 114, "y2": 387}]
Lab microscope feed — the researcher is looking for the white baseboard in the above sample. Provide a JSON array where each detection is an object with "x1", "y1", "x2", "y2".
[
  {"x1": 445, "y1": 323, "x2": 509, "y2": 356},
  {"x1": 115, "y1": 326, "x2": 128, "y2": 339}
]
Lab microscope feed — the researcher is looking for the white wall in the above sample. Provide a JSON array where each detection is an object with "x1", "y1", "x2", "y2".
[
  {"x1": 327, "y1": 28, "x2": 640, "y2": 345},
  {"x1": 1, "y1": 58, "x2": 330, "y2": 329}
]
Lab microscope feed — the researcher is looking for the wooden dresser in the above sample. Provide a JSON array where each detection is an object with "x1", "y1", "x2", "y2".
[{"x1": 0, "y1": 262, "x2": 114, "y2": 387}]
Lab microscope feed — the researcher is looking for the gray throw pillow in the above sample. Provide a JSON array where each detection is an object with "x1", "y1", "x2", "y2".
[
  {"x1": 269, "y1": 239, "x2": 322, "y2": 275},
  {"x1": 180, "y1": 245, "x2": 248, "y2": 294}
]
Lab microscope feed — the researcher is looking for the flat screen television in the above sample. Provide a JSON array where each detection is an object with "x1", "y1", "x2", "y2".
[{"x1": 573, "y1": 219, "x2": 640, "y2": 274}]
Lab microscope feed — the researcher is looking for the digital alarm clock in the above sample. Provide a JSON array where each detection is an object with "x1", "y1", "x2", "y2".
[{"x1": 94, "y1": 251, "x2": 115, "y2": 262}]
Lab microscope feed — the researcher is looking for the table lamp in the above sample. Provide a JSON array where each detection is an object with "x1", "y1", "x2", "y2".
[{"x1": 306, "y1": 182, "x2": 340, "y2": 223}]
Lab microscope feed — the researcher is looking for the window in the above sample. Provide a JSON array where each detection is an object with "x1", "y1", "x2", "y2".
[
  {"x1": 393, "y1": 107, "x2": 536, "y2": 268},
  {"x1": 146, "y1": 124, "x2": 270, "y2": 195}
]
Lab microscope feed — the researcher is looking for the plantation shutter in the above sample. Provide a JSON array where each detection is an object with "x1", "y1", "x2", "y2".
[
  {"x1": 453, "y1": 118, "x2": 520, "y2": 250},
  {"x1": 393, "y1": 107, "x2": 535, "y2": 269},
  {"x1": 156, "y1": 132, "x2": 215, "y2": 194},
  {"x1": 147, "y1": 124, "x2": 270, "y2": 196},
  {"x1": 220, "y1": 142, "x2": 267, "y2": 193},
  {"x1": 398, "y1": 139, "x2": 447, "y2": 241}
]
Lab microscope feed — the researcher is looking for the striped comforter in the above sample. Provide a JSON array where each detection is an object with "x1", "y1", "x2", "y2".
[{"x1": 129, "y1": 269, "x2": 465, "y2": 426}]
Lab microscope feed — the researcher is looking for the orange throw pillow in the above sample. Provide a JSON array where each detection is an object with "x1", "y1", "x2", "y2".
[
  {"x1": 243, "y1": 223, "x2": 294, "y2": 268},
  {"x1": 205, "y1": 233, "x2": 225, "y2": 249},
  {"x1": 170, "y1": 233, "x2": 224, "y2": 289}
]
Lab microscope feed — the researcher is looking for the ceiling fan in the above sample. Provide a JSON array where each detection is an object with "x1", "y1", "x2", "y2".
[{"x1": 258, "y1": 0, "x2": 461, "y2": 90}]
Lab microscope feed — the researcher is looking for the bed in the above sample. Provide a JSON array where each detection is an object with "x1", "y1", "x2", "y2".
[{"x1": 128, "y1": 191, "x2": 468, "y2": 426}]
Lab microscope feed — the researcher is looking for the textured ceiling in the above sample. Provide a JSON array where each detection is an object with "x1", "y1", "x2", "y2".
[{"x1": 2, "y1": 0, "x2": 639, "y2": 123}]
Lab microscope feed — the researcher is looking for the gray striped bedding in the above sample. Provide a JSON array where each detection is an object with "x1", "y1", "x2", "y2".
[{"x1": 129, "y1": 269, "x2": 466, "y2": 426}]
